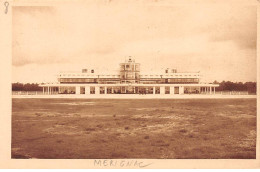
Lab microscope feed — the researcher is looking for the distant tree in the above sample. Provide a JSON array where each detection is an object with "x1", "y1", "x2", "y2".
[
  {"x1": 12, "y1": 83, "x2": 24, "y2": 91},
  {"x1": 12, "y1": 83, "x2": 42, "y2": 91},
  {"x1": 213, "y1": 80, "x2": 219, "y2": 84},
  {"x1": 245, "y1": 82, "x2": 256, "y2": 94},
  {"x1": 215, "y1": 81, "x2": 256, "y2": 94}
]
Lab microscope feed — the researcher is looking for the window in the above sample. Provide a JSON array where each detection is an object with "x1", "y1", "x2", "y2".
[
  {"x1": 100, "y1": 87, "x2": 105, "y2": 94},
  {"x1": 90, "y1": 87, "x2": 95, "y2": 94},
  {"x1": 165, "y1": 86, "x2": 170, "y2": 94},
  {"x1": 80, "y1": 87, "x2": 85, "y2": 94},
  {"x1": 155, "y1": 87, "x2": 160, "y2": 94},
  {"x1": 174, "y1": 87, "x2": 179, "y2": 94},
  {"x1": 91, "y1": 69, "x2": 94, "y2": 73}
]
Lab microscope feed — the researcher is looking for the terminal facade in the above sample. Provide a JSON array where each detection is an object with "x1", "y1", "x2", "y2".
[{"x1": 40, "y1": 58, "x2": 219, "y2": 95}]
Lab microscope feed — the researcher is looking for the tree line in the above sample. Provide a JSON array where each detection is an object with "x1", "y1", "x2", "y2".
[
  {"x1": 213, "y1": 81, "x2": 256, "y2": 94},
  {"x1": 12, "y1": 83, "x2": 43, "y2": 91}
]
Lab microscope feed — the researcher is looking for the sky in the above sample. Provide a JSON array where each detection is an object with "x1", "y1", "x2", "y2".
[{"x1": 12, "y1": 1, "x2": 257, "y2": 83}]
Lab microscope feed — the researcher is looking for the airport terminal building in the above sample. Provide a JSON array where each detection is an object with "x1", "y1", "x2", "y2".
[{"x1": 40, "y1": 58, "x2": 219, "y2": 95}]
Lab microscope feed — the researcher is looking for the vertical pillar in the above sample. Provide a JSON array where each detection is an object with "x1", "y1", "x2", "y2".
[
  {"x1": 76, "y1": 86, "x2": 80, "y2": 95},
  {"x1": 153, "y1": 87, "x2": 156, "y2": 94},
  {"x1": 160, "y1": 86, "x2": 165, "y2": 94},
  {"x1": 43, "y1": 87, "x2": 45, "y2": 95},
  {"x1": 214, "y1": 87, "x2": 215, "y2": 94},
  {"x1": 179, "y1": 86, "x2": 184, "y2": 94},
  {"x1": 95, "y1": 86, "x2": 100, "y2": 94},
  {"x1": 170, "y1": 86, "x2": 175, "y2": 94},
  {"x1": 112, "y1": 87, "x2": 114, "y2": 94},
  {"x1": 48, "y1": 86, "x2": 49, "y2": 95},
  {"x1": 85, "y1": 86, "x2": 90, "y2": 95},
  {"x1": 104, "y1": 87, "x2": 107, "y2": 94},
  {"x1": 210, "y1": 87, "x2": 212, "y2": 94}
]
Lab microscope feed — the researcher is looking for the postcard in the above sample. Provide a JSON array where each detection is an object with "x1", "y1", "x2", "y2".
[{"x1": 0, "y1": 0, "x2": 259, "y2": 169}]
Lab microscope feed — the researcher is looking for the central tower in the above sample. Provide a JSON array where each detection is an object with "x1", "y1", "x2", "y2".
[{"x1": 119, "y1": 57, "x2": 140, "y2": 84}]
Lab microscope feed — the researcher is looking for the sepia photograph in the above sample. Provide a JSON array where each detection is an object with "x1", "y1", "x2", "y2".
[{"x1": 7, "y1": 0, "x2": 258, "y2": 167}]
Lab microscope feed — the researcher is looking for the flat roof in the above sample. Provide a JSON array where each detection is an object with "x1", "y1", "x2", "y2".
[{"x1": 40, "y1": 83, "x2": 219, "y2": 87}]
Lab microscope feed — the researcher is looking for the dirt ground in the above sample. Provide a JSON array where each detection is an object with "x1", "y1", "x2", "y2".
[{"x1": 12, "y1": 98, "x2": 256, "y2": 159}]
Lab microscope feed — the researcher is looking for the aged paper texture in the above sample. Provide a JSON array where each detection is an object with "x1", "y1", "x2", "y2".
[{"x1": 0, "y1": 0, "x2": 259, "y2": 169}]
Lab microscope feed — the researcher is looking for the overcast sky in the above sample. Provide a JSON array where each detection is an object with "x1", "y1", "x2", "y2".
[{"x1": 12, "y1": 2, "x2": 256, "y2": 83}]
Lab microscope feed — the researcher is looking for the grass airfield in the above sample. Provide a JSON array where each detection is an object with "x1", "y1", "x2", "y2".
[{"x1": 12, "y1": 98, "x2": 256, "y2": 159}]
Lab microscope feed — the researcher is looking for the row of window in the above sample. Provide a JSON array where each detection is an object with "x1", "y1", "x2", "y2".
[
  {"x1": 59, "y1": 86, "x2": 181, "y2": 94},
  {"x1": 120, "y1": 64, "x2": 140, "y2": 71},
  {"x1": 60, "y1": 74, "x2": 199, "y2": 78},
  {"x1": 140, "y1": 78, "x2": 199, "y2": 83},
  {"x1": 168, "y1": 78, "x2": 199, "y2": 83},
  {"x1": 60, "y1": 78, "x2": 199, "y2": 83},
  {"x1": 60, "y1": 78, "x2": 122, "y2": 84},
  {"x1": 60, "y1": 74, "x2": 120, "y2": 77},
  {"x1": 140, "y1": 74, "x2": 199, "y2": 77},
  {"x1": 60, "y1": 78, "x2": 97, "y2": 83}
]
